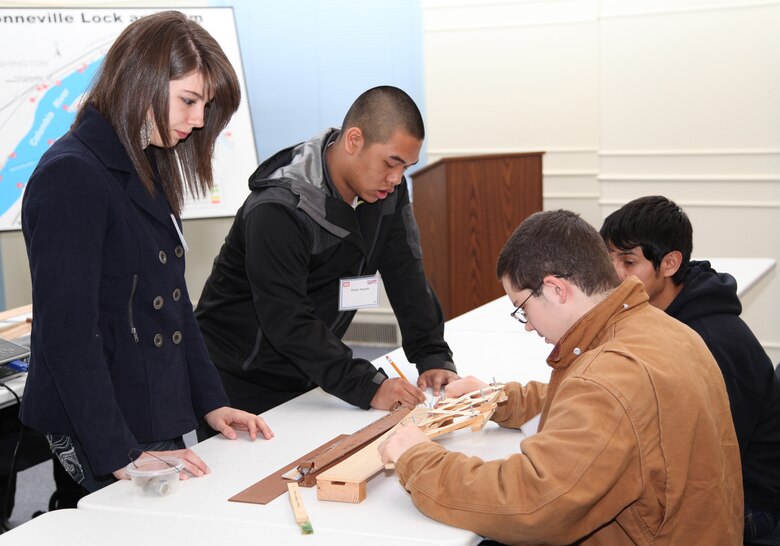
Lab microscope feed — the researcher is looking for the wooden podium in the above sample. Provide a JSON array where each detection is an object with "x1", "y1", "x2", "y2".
[{"x1": 410, "y1": 152, "x2": 543, "y2": 320}]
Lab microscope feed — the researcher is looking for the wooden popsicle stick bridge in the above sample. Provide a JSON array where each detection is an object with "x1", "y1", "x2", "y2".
[{"x1": 316, "y1": 383, "x2": 507, "y2": 503}]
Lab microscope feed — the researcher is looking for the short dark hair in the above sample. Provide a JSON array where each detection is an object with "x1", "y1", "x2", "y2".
[
  {"x1": 340, "y1": 86, "x2": 425, "y2": 145},
  {"x1": 497, "y1": 210, "x2": 619, "y2": 296},
  {"x1": 599, "y1": 196, "x2": 693, "y2": 285},
  {"x1": 77, "y1": 10, "x2": 240, "y2": 215}
]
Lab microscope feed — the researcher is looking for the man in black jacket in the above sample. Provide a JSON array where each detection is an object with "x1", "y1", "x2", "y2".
[
  {"x1": 600, "y1": 195, "x2": 780, "y2": 542},
  {"x1": 196, "y1": 86, "x2": 457, "y2": 417}
]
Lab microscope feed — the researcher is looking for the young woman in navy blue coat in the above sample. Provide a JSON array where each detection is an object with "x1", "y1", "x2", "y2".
[{"x1": 20, "y1": 11, "x2": 273, "y2": 492}]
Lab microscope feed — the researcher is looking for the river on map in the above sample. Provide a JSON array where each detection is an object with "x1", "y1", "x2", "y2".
[{"x1": 0, "y1": 58, "x2": 101, "y2": 215}]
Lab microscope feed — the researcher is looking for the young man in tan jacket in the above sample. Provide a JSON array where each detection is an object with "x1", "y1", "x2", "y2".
[{"x1": 379, "y1": 209, "x2": 743, "y2": 545}]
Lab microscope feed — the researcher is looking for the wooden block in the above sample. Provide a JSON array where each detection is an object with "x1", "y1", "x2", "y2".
[
  {"x1": 316, "y1": 477, "x2": 367, "y2": 504},
  {"x1": 316, "y1": 407, "x2": 428, "y2": 503}
]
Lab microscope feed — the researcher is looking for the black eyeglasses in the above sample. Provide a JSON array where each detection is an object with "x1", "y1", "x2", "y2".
[
  {"x1": 510, "y1": 275, "x2": 571, "y2": 324},
  {"x1": 510, "y1": 281, "x2": 543, "y2": 324}
]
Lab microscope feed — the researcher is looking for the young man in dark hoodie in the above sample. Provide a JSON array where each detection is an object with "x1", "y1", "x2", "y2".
[
  {"x1": 600, "y1": 195, "x2": 780, "y2": 541},
  {"x1": 195, "y1": 86, "x2": 457, "y2": 418}
]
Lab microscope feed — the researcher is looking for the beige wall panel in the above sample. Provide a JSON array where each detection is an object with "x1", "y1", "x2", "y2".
[
  {"x1": 544, "y1": 173, "x2": 601, "y2": 224},
  {"x1": 740, "y1": 270, "x2": 779, "y2": 363},
  {"x1": 600, "y1": 179, "x2": 780, "y2": 205},
  {"x1": 545, "y1": 196, "x2": 602, "y2": 228},
  {"x1": 543, "y1": 149, "x2": 599, "y2": 172},
  {"x1": 546, "y1": 173, "x2": 600, "y2": 195},
  {"x1": 601, "y1": 152, "x2": 780, "y2": 176},
  {"x1": 0, "y1": 230, "x2": 30, "y2": 309},
  {"x1": 423, "y1": 23, "x2": 599, "y2": 153},
  {"x1": 601, "y1": 0, "x2": 778, "y2": 17},
  {"x1": 423, "y1": 0, "x2": 598, "y2": 29},
  {"x1": 180, "y1": 217, "x2": 233, "y2": 304},
  {"x1": 600, "y1": 4, "x2": 779, "y2": 150}
]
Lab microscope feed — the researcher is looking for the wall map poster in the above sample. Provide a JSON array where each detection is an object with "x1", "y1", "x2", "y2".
[{"x1": 0, "y1": 7, "x2": 257, "y2": 231}]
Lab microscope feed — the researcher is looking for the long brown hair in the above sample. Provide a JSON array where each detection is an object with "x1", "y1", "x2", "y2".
[{"x1": 76, "y1": 10, "x2": 240, "y2": 215}]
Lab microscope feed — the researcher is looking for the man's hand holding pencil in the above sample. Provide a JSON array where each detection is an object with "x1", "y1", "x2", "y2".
[
  {"x1": 371, "y1": 377, "x2": 425, "y2": 410},
  {"x1": 370, "y1": 355, "x2": 460, "y2": 410}
]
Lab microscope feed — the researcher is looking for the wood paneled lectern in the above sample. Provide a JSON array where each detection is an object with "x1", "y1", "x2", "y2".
[{"x1": 410, "y1": 152, "x2": 543, "y2": 320}]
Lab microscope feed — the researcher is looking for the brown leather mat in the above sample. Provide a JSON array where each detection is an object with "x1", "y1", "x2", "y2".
[{"x1": 229, "y1": 434, "x2": 349, "y2": 505}]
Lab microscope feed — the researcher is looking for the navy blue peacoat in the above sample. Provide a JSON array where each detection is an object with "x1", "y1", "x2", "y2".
[{"x1": 20, "y1": 106, "x2": 229, "y2": 476}]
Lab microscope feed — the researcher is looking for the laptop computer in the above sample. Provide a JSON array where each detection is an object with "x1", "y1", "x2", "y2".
[{"x1": 0, "y1": 337, "x2": 30, "y2": 382}]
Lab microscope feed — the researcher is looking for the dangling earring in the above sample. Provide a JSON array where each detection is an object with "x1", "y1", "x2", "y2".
[{"x1": 140, "y1": 118, "x2": 153, "y2": 149}]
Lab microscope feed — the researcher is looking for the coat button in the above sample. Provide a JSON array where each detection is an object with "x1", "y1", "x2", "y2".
[
  {"x1": 174, "y1": 245, "x2": 184, "y2": 258},
  {"x1": 172, "y1": 331, "x2": 182, "y2": 344},
  {"x1": 153, "y1": 334, "x2": 164, "y2": 347},
  {"x1": 158, "y1": 251, "x2": 167, "y2": 264},
  {"x1": 172, "y1": 288, "x2": 181, "y2": 302},
  {"x1": 153, "y1": 296, "x2": 164, "y2": 310}
]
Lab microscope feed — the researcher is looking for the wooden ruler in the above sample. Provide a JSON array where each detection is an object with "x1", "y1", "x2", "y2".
[{"x1": 228, "y1": 407, "x2": 411, "y2": 504}]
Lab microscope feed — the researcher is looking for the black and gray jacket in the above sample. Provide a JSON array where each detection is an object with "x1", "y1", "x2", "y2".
[{"x1": 196, "y1": 129, "x2": 454, "y2": 410}]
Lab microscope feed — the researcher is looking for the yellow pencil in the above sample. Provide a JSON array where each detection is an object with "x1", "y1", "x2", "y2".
[{"x1": 385, "y1": 355, "x2": 408, "y2": 381}]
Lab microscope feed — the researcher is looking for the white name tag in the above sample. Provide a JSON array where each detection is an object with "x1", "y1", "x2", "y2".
[{"x1": 338, "y1": 274, "x2": 381, "y2": 310}]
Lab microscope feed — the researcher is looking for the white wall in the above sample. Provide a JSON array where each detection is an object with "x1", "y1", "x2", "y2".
[{"x1": 421, "y1": 0, "x2": 780, "y2": 362}]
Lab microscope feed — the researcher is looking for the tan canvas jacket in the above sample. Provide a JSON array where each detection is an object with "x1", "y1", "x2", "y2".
[{"x1": 395, "y1": 277, "x2": 742, "y2": 545}]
